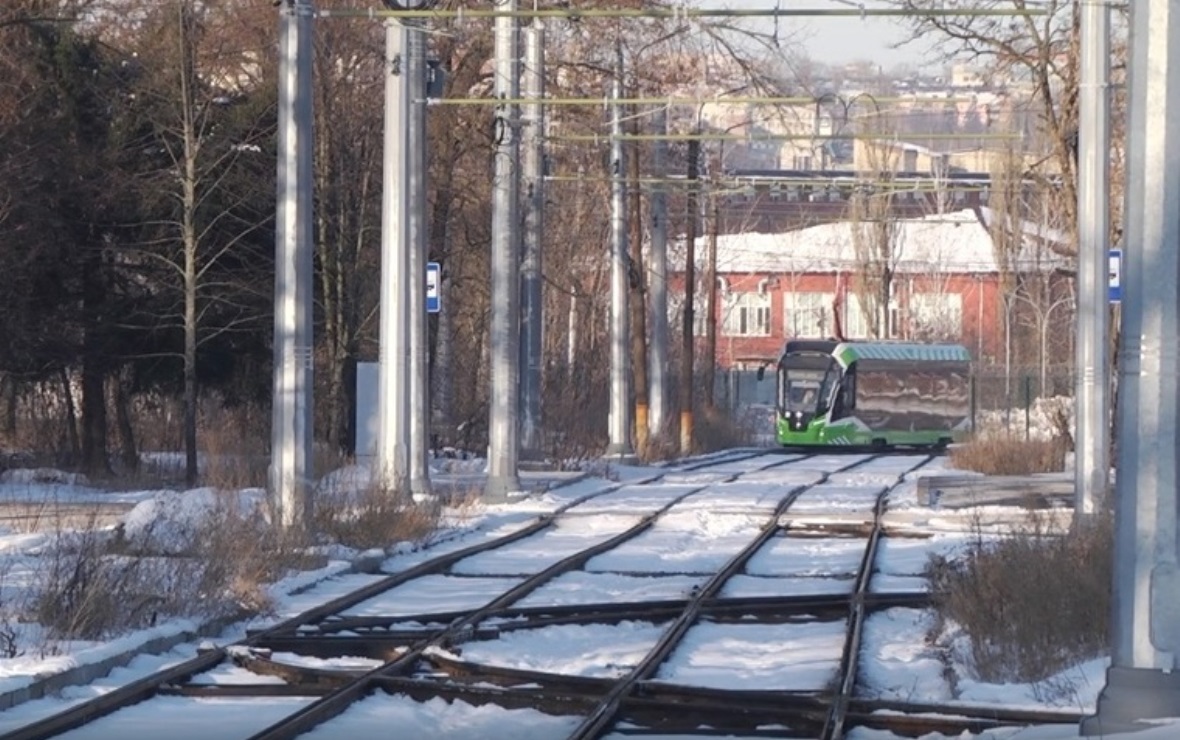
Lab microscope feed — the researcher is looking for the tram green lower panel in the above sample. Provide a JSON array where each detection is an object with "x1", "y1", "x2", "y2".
[{"x1": 775, "y1": 417, "x2": 952, "y2": 447}]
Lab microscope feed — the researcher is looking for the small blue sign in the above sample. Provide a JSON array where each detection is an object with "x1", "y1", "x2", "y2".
[
  {"x1": 1109, "y1": 249, "x2": 1121, "y2": 303},
  {"x1": 426, "y1": 262, "x2": 441, "y2": 313}
]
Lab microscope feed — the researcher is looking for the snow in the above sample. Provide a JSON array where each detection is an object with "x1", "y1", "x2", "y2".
[
  {"x1": 0, "y1": 434, "x2": 1157, "y2": 740},
  {"x1": 674, "y1": 209, "x2": 1072, "y2": 276},
  {"x1": 120, "y1": 487, "x2": 268, "y2": 554},
  {"x1": 296, "y1": 693, "x2": 583, "y2": 740}
]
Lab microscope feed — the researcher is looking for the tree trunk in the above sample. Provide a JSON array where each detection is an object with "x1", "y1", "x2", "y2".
[
  {"x1": 627, "y1": 111, "x2": 650, "y2": 453},
  {"x1": 114, "y1": 368, "x2": 138, "y2": 472},
  {"x1": 0, "y1": 373, "x2": 15, "y2": 439},
  {"x1": 59, "y1": 368, "x2": 81, "y2": 465}
]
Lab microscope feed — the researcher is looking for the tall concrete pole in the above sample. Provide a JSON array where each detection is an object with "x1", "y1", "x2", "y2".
[
  {"x1": 1082, "y1": 0, "x2": 1180, "y2": 733},
  {"x1": 519, "y1": 21, "x2": 545, "y2": 461},
  {"x1": 607, "y1": 56, "x2": 636, "y2": 462},
  {"x1": 407, "y1": 21, "x2": 432, "y2": 500},
  {"x1": 270, "y1": 0, "x2": 315, "y2": 533},
  {"x1": 679, "y1": 139, "x2": 700, "y2": 455},
  {"x1": 647, "y1": 109, "x2": 669, "y2": 441},
  {"x1": 377, "y1": 20, "x2": 411, "y2": 495},
  {"x1": 485, "y1": 0, "x2": 522, "y2": 501},
  {"x1": 1074, "y1": 0, "x2": 1111, "y2": 524}
]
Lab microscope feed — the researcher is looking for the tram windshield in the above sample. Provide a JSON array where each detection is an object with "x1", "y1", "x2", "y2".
[{"x1": 780, "y1": 364, "x2": 838, "y2": 415}]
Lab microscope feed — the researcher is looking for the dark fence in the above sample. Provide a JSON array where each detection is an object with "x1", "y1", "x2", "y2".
[{"x1": 715, "y1": 364, "x2": 1076, "y2": 441}]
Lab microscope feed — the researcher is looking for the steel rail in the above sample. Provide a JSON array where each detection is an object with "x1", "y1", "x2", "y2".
[
  {"x1": 820, "y1": 455, "x2": 937, "y2": 740},
  {"x1": 0, "y1": 452, "x2": 777, "y2": 740},
  {"x1": 566, "y1": 453, "x2": 884, "y2": 740},
  {"x1": 241, "y1": 458, "x2": 799, "y2": 740}
]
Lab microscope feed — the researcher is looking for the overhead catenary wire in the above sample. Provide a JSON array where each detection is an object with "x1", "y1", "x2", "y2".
[{"x1": 317, "y1": 5, "x2": 1050, "y2": 20}]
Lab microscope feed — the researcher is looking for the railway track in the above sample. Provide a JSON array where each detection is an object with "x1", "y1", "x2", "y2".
[{"x1": 0, "y1": 450, "x2": 1083, "y2": 740}]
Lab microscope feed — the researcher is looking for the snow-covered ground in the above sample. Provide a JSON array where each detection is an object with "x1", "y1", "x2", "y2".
[{"x1": 0, "y1": 439, "x2": 1159, "y2": 739}]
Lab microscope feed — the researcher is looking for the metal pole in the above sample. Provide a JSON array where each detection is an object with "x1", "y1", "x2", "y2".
[
  {"x1": 703, "y1": 188, "x2": 719, "y2": 409},
  {"x1": 519, "y1": 20, "x2": 544, "y2": 461},
  {"x1": 1082, "y1": 0, "x2": 1180, "y2": 732},
  {"x1": 648, "y1": 108, "x2": 669, "y2": 441},
  {"x1": 407, "y1": 20, "x2": 432, "y2": 500},
  {"x1": 607, "y1": 54, "x2": 635, "y2": 462},
  {"x1": 377, "y1": 19, "x2": 411, "y2": 494},
  {"x1": 1074, "y1": 0, "x2": 1111, "y2": 524},
  {"x1": 270, "y1": 0, "x2": 315, "y2": 533},
  {"x1": 680, "y1": 138, "x2": 700, "y2": 455},
  {"x1": 485, "y1": 0, "x2": 521, "y2": 501}
]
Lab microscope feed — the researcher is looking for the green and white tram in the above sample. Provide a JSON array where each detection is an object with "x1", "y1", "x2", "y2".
[{"x1": 763, "y1": 339, "x2": 972, "y2": 448}]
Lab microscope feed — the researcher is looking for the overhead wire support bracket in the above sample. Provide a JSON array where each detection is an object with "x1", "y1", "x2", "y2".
[{"x1": 317, "y1": 5, "x2": 1049, "y2": 19}]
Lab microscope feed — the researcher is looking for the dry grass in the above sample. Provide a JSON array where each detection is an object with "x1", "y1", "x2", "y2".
[
  {"x1": 32, "y1": 494, "x2": 305, "y2": 642},
  {"x1": 949, "y1": 433, "x2": 1069, "y2": 475},
  {"x1": 693, "y1": 405, "x2": 753, "y2": 454},
  {"x1": 925, "y1": 512, "x2": 1112, "y2": 684},
  {"x1": 313, "y1": 482, "x2": 442, "y2": 551}
]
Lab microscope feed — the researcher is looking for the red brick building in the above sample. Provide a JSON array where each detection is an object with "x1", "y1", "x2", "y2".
[{"x1": 670, "y1": 208, "x2": 1072, "y2": 369}]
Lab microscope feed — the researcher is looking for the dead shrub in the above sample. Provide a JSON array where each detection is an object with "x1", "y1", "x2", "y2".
[
  {"x1": 925, "y1": 511, "x2": 1112, "y2": 683},
  {"x1": 950, "y1": 433, "x2": 1068, "y2": 475},
  {"x1": 33, "y1": 492, "x2": 305, "y2": 641},
  {"x1": 313, "y1": 483, "x2": 441, "y2": 551},
  {"x1": 693, "y1": 405, "x2": 753, "y2": 453}
]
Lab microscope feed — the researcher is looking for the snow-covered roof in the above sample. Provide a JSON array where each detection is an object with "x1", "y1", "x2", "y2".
[{"x1": 676, "y1": 209, "x2": 1072, "y2": 275}]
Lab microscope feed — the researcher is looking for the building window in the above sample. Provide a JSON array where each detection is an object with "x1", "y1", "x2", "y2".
[
  {"x1": 785, "y1": 292, "x2": 834, "y2": 338},
  {"x1": 722, "y1": 292, "x2": 771, "y2": 337},
  {"x1": 909, "y1": 292, "x2": 963, "y2": 339},
  {"x1": 844, "y1": 292, "x2": 871, "y2": 338}
]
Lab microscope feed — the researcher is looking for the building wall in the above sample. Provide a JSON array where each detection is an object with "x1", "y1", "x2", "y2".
[{"x1": 669, "y1": 270, "x2": 1013, "y2": 369}]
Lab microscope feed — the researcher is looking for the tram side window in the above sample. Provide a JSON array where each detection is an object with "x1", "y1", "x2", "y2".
[{"x1": 830, "y1": 367, "x2": 855, "y2": 420}]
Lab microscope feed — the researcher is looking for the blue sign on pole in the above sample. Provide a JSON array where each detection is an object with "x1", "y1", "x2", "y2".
[
  {"x1": 1109, "y1": 249, "x2": 1122, "y2": 303},
  {"x1": 426, "y1": 262, "x2": 441, "y2": 313}
]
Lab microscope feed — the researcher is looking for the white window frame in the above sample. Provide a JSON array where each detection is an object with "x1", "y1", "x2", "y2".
[
  {"x1": 721, "y1": 291, "x2": 771, "y2": 337},
  {"x1": 784, "y1": 292, "x2": 835, "y2": 338},
  {"x1": 909, "y1": 291, "x2": 964, "y2": 339}
]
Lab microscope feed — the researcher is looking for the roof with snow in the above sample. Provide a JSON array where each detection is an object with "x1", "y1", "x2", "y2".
[{"x1": 676, "y1": 208, "x2": 1072, "y2": 275}]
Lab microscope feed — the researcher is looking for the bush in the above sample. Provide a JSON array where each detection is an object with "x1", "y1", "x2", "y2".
[
  {"x1": 313, "y1": 479, "x2": 441, "y2": 551},
  {"x1": 950, "y1": 433, "x2": 1068, "y2": 475},
  {"x1": 925, "y1": 512, "x2": 1112, "y2": 684},
  {"x1": 33, "y1": 494, "x2": 305, "y2": 641}
]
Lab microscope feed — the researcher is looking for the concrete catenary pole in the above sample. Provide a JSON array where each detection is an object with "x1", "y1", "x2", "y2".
[
  {"x1": 519, "y1": 21, "x2": 545, "y2": 460},
  {"x1": 1082, "y1": 0, "x2": 1180, "y2": 733},
  {"x1": 679, "y1": 139, "x2": 700, "y2": 455},
  {"x1": 607, "y1": 53, "x2": 636, "y2": 461},
  {"x1": 1074, "y1": 0, "x2": 1111, "y2": 524},
  {"x1": 647, "y1": 109, "x2": 669, "y2": 441},
  {"x1": 485, "y1": 0, "x2": 522, "y2": 501},
  {"x1": 407, "y1": 20, "x2": 432, "y2": 500},
  {"x1": 270, "y1": 0, "x2": 315, "y2": 533},
  {"x1": 377, "y1": 19, "x2": 411, "y2": 494}
]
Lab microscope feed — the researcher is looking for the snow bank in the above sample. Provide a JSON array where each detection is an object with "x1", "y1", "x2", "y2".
[
  {"x1": 976, "y1": 395, "x2": 1073, "y2": 442},
  {"x1": 120, "y1": 488, "x2": 268, "y2": 555},
  {"x1": 0, "y1": 469, "x2": 90, "y2": 487}
]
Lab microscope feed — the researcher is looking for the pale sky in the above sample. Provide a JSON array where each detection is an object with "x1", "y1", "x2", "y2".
[{"x1": 706, "y1": 0, "x2": 942, "y2": 71}]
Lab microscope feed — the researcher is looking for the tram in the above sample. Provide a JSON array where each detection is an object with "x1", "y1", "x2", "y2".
[{"x1": 761, "y1": 339, "x2": 972, "y2": 448}]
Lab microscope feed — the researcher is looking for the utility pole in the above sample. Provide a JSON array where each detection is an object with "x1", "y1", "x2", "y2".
[
  {"x1": 519, "y1": 20, "x2": 544, "y2": 461},
  {"x1": 679, "y1": 137, "x2": 700, "y2": 456},
  {"x1": 1074, "y1": 0, "x2": 1111, "y2": 524},
  {"x1": 270, "y1": 0, "x2": 314, "y2": 533},
  {"x1": 1082, "y1": 0, "x2": 1180, "y2": 733},
  {"x1": 377, "y1": 18, "x2": 411, "y2": 495},
  {"x1": 703, "y1": 173, "x2": 719, "y2": 409},
  {"x1": 607, "y1": 51, "x2": 635, "y2": 462},
  {"x1": 407, "y1": 20, "x2": 432, "y2": 500},
  {"x1": 628, "y1": 102, "x2": 649, "y2": 454},
  {"x1": 647, "y1": 109, "x2": 669, "y2": 442},
  {"x1": 485, "y1": 0, "x2": 521, "y2": 501}
]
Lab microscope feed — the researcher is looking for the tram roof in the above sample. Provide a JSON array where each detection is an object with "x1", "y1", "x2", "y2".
[{"x1": 832, "y1": 341, "x2": 972, "y2": 366}]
